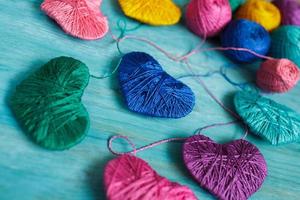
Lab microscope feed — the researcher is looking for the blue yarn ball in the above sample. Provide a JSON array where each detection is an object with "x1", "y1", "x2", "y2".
[{"x1": 221, "y1": 19, "x2": 271, "y2": 62}]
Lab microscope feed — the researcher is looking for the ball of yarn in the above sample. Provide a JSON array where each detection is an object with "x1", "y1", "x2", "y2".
[
  {"x1": 186, "y1": 0, "x2": 232, "y2": 37},
  {"x1": 221, "y1": 19, "x2": 271, "y2": 62},
  {"x1": 257, "y1": 59, "x2": 300, "y2": 93},
  {"x1": 104, "y1": 155, "x2": 198, "y2": 200},
  {"x1": 118, "y1": 0, "x2": 182, "y2": 26},
  {"x1": 229, "y1": 0, "x2": 244, "y2": 12},
  {"x1": 236, "y1": 0, "x2": 281, "y2": 31},
  {"x1": 269, "y1": 25, "x2": 300, "y2": 68},
  {"x1": 274, "y1": 0, "x2": 300, "y2": 26},
  {"x1": 9, "y1": 57, "x2": 90, "y2": 150}
]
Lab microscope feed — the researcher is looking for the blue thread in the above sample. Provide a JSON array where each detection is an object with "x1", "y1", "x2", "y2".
[
  {"x1": 118, "y1": 52, "x2": 195, "y2": 118},
  {"x1": 221, "y1": 19, "x2": 271, "y2": 62}
]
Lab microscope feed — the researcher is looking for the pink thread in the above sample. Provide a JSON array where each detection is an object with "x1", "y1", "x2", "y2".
[
  {"x1": 185, "y1": 0, "x2": 232, "y2": 37},
  {"x1": 41, "y1": 0, "x2": 108, "y2": 40},
  {"x1": 256, "y1": 58, "x2": 300, "y2": 93},
  {"x1": 110, "y1": 33, "x2": 273, "y2": 62},
  {"x1": 184, "y1": 60, "x2": 241, "y2": 120},
  {"x1": 108, "y1": 135, "x2": 185, "y2": 156},
  {"x1": 104, "y1": 154, "x2": 198, "y2": 200}
]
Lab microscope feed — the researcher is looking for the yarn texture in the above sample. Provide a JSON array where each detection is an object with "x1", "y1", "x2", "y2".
[
  {"x1": 274, "y1": 0, "x2": 300, "y2": 26},
  {"x1": 257, "y1": 59, "x2": 300, "y2": 93},
  {"x1": 186, "y1": 0, "x2": 232, "y2": 37},
  {"x1": 118, "y1": 0, "x2": 181, "y2": 26},
  {"x1": 229, "y1": 0, "x2": 244, "y2": 12},
  {"x1": 104, "y1": 154, "x2": 197, "y2": 200},
  {"x1": 118, "y1": 52, "x2": 195, "y2": 118},
  {"x1": 221, "y1": 19, "x2": 271, "y2": 62},
  {"x1": 269, "y1": 25, "x2": 300, "y2": 68},
  {"x1": 9, "y1": 57, "x2": 90, "y2": 150},
  {"x1": 183, "y1": 135, "x2": 267, "y2": 200},
  {"x1": 41, "y1": 0, "x2": 109, "y2": 40},
  {"x1": 234, "y1": 91, "x2": 300, "y2": 145},
  {"x1": 236, "y1": 0, "x2": 281, "y2": 31}
]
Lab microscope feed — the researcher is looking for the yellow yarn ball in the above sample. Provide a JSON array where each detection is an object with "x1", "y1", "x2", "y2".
[
  {"x1": 118, "y1": 0, "x2": 181, "y2": 26},
  {"x1": 236, "y1": 0, "x2": 281, "y2": 31}
]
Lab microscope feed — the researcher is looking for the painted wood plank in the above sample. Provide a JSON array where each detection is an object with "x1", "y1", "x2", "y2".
[{"x1": 0, "y1": 0, "x2": 299, "y2": 199}]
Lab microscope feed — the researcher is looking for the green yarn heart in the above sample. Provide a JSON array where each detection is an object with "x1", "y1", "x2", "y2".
[
  {"x1": 234, "y1": 91, "x2": 300, "y2": 145},
  {"x1": 10, "y1": 57, "x2": 90, "y2": 150}
]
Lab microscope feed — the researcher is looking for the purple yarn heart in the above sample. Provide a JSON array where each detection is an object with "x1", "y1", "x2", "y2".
[{"x1": 183, "y1": 135, "x2": 267, "y2": 200}]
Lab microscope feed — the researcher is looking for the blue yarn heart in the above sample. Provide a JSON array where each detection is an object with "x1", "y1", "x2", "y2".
[{"x1": 118, "y1": 52, "x2": 195, "y2": 118}]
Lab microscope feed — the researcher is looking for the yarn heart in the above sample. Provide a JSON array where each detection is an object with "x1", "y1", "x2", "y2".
[
  {"x1": 104, "y1": 154, "x2": 198, "y2": 200},
  {"x1": 183, "y1": 135, "x2": 267, "y2": 200},
  {"x1": 10, "y1": 57, "x2": 90, "y2": 150},
  {"x1": 118, "y1": 0, "x2": 181, "y2": 26},
  {"x1": 234, "y1": 90, "x2": 300, "y2": 145},
  {"x1": 41, "y1": 0, "x2": 108, "y2": 40},
  {"x1": 118, "y1": 52, "x2": 195, "y2": 118}
]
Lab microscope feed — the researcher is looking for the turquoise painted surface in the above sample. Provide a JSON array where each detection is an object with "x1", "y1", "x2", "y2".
[{"x1": 0, "y1": 0, "x2": 300, "y2": 199}]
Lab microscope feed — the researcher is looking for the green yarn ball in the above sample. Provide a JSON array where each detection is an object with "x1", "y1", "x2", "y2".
[
  {"x1": 269, "y1": 25, "x2": 300, "y2": 68},
  {"x1": 10, "y1": 57, "x2": 90, "y2": 150},
  {"x1": 229, "y1": 0, "x2": 244, "y2": 12}
]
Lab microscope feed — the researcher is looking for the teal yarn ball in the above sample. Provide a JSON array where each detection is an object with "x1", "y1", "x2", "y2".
[
  {"x1": 10, "y1": 57, "x2": 90, "y2": 150},
  {"x1": 229, "y1": 0, "x2": 244, "y2": 12},
  {"x1": 234, "y1": 90, "x2": 300, "y2": 145},
  {"x1": 270, "y1": 26, "x2": 300, "y2": 68}
]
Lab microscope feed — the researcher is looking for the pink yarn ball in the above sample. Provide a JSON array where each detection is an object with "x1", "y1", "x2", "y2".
[
  {"x1": 257, "y1": 59, "x2": 300, "y2": 93},
  {"x1": 186, "y1": 0, "x2": 232, "y2": 37}
]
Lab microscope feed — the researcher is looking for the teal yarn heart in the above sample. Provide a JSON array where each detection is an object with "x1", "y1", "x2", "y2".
[
  {"x1": 118, "y1": 52, "x2": 195, "y2": 118},
  {"x1": 10, "y1": 57, "x2": 90, "y2": 150},
  {"x1": 234, "y1": 91, "x2": 300, "y2": 145},
  {"x1": 269, "y1": 26, "x2": 300, "y2": 68}
]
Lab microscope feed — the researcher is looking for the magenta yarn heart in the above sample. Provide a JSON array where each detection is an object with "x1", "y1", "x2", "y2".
[
  {"x1": 41, "y1": 0, "x2": 108, "y2": 40},
  {"x1": 104, "y1": 154, "x2": 198, "y2": 200},
  {"x1": 183, "y1": 135, "x2": 267, "y2": 200}
]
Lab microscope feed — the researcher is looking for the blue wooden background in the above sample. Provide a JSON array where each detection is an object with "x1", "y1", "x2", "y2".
[{"x1": 1, "y1": 0, "x2": 300, "y2": 199}]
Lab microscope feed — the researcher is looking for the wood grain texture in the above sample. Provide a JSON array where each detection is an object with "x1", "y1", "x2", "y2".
[{"x1": 0, "y1": 0, "x2": 299, "y2": 199}]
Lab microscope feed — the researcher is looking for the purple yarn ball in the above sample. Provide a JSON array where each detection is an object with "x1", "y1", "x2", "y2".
[{"x1": 274, "y1": 0, "x2": 300, "y2": 26}]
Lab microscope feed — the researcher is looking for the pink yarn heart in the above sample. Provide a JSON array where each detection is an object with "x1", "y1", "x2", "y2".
[
  {"x1": 41, "y1": 0, "x2": 108, "y2": 40},
  {"x1": 104, "y1": 154, "x2": 198, "y2": 200},
  {"x1": 183, "y1": 135, "x2": 267, "y2": 200}
]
